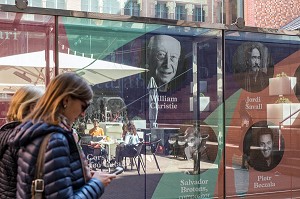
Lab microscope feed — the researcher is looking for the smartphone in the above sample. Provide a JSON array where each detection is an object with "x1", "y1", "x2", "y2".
[{"x1": 109, "y1": 166, "x2": 124, "y2": 175}]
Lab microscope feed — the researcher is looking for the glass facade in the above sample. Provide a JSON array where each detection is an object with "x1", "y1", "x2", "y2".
[{"x1": 0, "y1": 8, "x2": 300, "y2": 199}]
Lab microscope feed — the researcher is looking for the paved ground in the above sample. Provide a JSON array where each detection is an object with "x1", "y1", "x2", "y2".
[
  {"x1": 99, "y1": 153, "x2": 300, "y2": 199},
  {"x1": 100, "y1": 154, "x2": 218, "y2": 199}
]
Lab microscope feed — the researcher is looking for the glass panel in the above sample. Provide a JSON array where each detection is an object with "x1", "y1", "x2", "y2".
[
  {"x1": 58, "y1": 16, "x2": 149, "y2": 196},
  {"x1": 0, "y1": 10, "x2": 15, "y2": 20},
  {"x1": 143, "y1": 26, "x2": 222, "y2": 199},
  {"x1": 58, "y1": 14, "x2": 223, "y2": 198},
  {"x1": 225, "y1": 30, "x2": 300, "y2": 198},
  {"x1": 0, "y1": 12, "x2": 54, "y2": 126}
]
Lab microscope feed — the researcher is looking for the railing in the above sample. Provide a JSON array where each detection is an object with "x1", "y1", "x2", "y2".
[{"x1": 278, "y1": 107, "x2": 300, "y2": 150}]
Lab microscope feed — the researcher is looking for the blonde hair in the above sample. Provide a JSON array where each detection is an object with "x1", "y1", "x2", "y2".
[
  {"x1": 6, "y1": 86, "x2": 44, "y2": 122},
  {"x1": 25, "y1": 72, "x2": 93, "y2": 124}
]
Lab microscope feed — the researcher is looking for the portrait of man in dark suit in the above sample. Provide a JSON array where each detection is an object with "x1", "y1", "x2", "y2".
[{"x1": 248, "y1": 127, "x2": 284, "y2": 172}]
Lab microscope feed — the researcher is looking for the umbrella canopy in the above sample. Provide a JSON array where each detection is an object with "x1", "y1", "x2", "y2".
[{"x1": 0, "y1": 50, "x2": 147, "y2": 91}]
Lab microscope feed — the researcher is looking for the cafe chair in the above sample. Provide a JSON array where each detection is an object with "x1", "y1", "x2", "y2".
[
  {"x1": 91, "y1": 136, "x2": 104, "y2": 142},
  {"x1": 81, "y1": 144, "x2": 94, "y2": 157},
  {"x1": 80, "y1": 135, "x2": 92, "y2": 145},
  {"x1": 80, "y1": 135, "x2": 93, "y2": 156},
  {"x1": 122, "y1": 142, "x2": 145, "y2": 175},
  {"x1": 144, "y1": 139, "x2": 161, "y2": 171}
]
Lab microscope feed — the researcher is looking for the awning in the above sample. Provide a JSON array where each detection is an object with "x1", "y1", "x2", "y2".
[{"x1": 0, "y1": 50, "x2": 147, "y2": 91}]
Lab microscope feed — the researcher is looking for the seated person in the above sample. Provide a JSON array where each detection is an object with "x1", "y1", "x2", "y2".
[
  {"x1": 115, "y1": 123, "x2": 140, "y2": 165},
  {"x1": 88, "y1": 119, "x2": 107, "y2": 168},
  {"x1": 89, "y1": 119, "x2": 104, "y2": 136},
  {"x1": 121, "y1": 123, "x2": 128, "y2": 141}
]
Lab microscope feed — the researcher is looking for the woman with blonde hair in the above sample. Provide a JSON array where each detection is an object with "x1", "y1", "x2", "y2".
[
  {"x1": 0, "y1": 86, "x2": 44, "y2": 198},
  {"x1": 11, "y1": 72, "x2": 116, "y2": 199}
]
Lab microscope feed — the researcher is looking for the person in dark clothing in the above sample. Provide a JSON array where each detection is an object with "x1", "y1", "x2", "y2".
[
  {"x1": 115, "y1": 123, "x2": 140, "y2": 165},
  {"x1": 251, "y1": 149, "x2": 281, "y2": 172},
  {"x1": 0, "y1": 86, "x2": 43, "y2": 198},
  {"x1": 10, "y1": 72, "x2": 116, "y2": 199}
]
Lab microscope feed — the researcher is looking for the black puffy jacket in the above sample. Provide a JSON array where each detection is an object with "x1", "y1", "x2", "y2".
[
  {"x1": 0, "y1": 121, "x2": 20, "y2": 198},
  {"x1": 10, "y1": 121, "x2": 105, "y2": 199}
]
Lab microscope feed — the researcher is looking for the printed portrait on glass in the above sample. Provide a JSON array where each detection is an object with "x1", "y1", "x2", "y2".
[
  {"x1": 145, "y1": 34, "x2": 185, "y2": 92},
  {"x1": 245, "y1": 123, "x2": 284, "y2": 172},
  {"x1": 169, "y1": 121, "x2": 218, "y2": 175},
  {"x1": 232, "y1": 42, "x2": 274, "y2": 92}
]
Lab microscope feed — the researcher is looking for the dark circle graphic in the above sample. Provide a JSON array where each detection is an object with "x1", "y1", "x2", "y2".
[
  {"x1": 244, "y1": 121, "x2": 284, "y2": 172},
  {"x1": 232, "y1": 42, "x2": 274, "y2": 93},
  {"x1": 178, "y1": 121, "x2": 218, "y2": 175}
]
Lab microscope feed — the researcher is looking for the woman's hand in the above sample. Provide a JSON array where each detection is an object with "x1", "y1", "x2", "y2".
[{"x1": 93, "y1": 171, "x2": 116, "y2": 187}]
